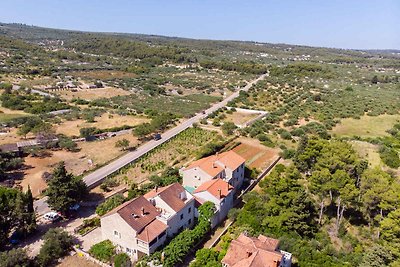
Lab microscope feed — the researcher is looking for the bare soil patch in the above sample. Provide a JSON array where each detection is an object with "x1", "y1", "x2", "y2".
[{"x1": 57, "y1": 255, "x2": 100, "y2": 267}]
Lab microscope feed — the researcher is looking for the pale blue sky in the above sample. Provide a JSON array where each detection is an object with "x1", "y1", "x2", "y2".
[{"x1": 1, "y1": 0, "x2": 399, "y2": 49}]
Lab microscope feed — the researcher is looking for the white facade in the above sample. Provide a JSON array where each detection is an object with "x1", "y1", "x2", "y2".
[
  {"x1": 193, "y1": 189, "x2": 234, "y2": 228},
  {"x1": 147, "y1": 192, "x2": 195, "y2": 236},
  {"x1": 101, "y1": 213, "x2": 167, "y2": 261}
]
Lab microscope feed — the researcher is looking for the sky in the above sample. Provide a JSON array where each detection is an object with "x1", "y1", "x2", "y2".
[{"x1": 1, "y1": 0, "x2": 399, "y2": 49}]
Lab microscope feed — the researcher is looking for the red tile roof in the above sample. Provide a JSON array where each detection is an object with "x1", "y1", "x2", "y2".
[
  {"x1": 222, "y1": 233, "x2": 283, "y2": 267},
  {"x1": 137, "y1": 219, "x2": 167, "y2": 243},
  {"x1": 193, "y1": 178, "x2": 233, "y2": 200},
  {"x1": 144, "y1": 183, "x2": 189, "y2": 212},
  {"x1": 186, "y1": 150, "x2": 245, "y2": 177}
]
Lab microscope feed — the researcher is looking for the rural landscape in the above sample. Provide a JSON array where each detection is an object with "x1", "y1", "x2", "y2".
[{"x1": 0, "y1": 3, "x2": 400, "y2": 267}]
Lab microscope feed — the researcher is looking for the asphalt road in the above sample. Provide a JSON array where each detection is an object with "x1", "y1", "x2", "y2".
[{"x1": 33, "y1": 73, "x2": 267, "y2": 215}]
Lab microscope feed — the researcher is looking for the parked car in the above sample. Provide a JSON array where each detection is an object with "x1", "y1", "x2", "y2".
[
  {"x1": 44, "y1": 211, "x2": 61, "y2": 222},
  {"x1": 9, "y1": 231, "x2": 21, "y2": 245},
  {"x1": 153, "y1": 133, "x2": 162, "y2": 141},
  {"x1": 69, "y1": 203, "x2": 80, "y2": 211}
]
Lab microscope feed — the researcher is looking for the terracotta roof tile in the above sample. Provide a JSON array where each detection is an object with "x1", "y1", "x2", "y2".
[
  {"x1": 222, "y1": 233, "x2": 283, "y2": 267},
  {"x1": 193, "y1": 178, "x2": 233, "y2": 200},
  {"x1": 186, "y1": 150, "x2": 245, "y2": 177},
  {"x1": 137, "y1": 219, "x2": 167, "y2": 243},
  {"x1": 144, "y1": 183, "x2": 189, "y2": 212}
]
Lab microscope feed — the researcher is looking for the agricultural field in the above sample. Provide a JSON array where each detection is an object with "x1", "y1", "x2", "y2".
[
  {"x1": 331, "y1": 114, "x2": 400, "y2": 138},
  {"x1": 112, "y1": 127, "x2": 223, "y2": 185},
  {"x1": 55, "y1": 113, "x2": 149, "y2": 137}
]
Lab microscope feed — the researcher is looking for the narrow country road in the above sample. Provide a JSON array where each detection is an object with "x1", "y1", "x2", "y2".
[{"x1": 34, "y1": 73, "x2": 267, "y2": 215}]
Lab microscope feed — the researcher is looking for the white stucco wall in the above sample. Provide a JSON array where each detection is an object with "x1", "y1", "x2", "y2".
[{"x1": 101, "y1": 213, "x2": 143, "y2": 260}]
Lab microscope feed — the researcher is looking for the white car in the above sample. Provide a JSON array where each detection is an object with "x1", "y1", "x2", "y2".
[{"x1": 43, "y1": 212, "x2": 61, "y2": 222}]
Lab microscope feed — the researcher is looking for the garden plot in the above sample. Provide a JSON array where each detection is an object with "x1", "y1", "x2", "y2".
[
  {"x1": 233, "y1": 138, "x2": 280, "y2": 170},
  {"x1": 113, "y1": 127, "x2": 223, "y2": 184}
]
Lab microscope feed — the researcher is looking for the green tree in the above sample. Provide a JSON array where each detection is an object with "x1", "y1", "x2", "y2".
[
  {"x1": 46, "y1": 162, "x2": 88, "y2": 214},
  {"x1": 221, "y1": 122, "x2": 237, "y2": 135},
  {"x1": 309, "y1": 168, "x2": 332, "y2": 225},
  {"x1": 37, "y1": 228, "x2": 74, "y2": 267},
  {"x1": 115, "y1": 138, "x2": 130, "y2": 151},
  {"x1": 190, "y1": 248, "x2": 221, "y2": 267}
]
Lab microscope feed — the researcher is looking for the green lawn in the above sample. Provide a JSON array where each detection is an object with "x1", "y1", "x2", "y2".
[{"x1": 331, "y1": 114, "x2": 400, "y2": 138}]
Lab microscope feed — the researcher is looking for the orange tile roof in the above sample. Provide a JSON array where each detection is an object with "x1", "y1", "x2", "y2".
[
  {"x1": 144, "y1": 183, "x2": 189, "y2": 212},
  {"x1": 137, "y1": 219, "x2": 167, "y2": 243},
  {"x1": 193, "y1": 178, "x2": 233, "y2": 200},
  {"x1": 222, "y1": 233, "x2": 283, "y2": 267},
  {"x1": 186, "y1": 150, "x2": 245, "y2": 177}
]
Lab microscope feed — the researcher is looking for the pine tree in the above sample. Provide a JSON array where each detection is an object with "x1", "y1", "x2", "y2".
[{"x1": 46, "y1": 162, "x2": 88, "y2": 214}]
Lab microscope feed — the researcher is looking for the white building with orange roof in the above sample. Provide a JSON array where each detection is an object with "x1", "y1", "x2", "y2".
[
  {"x1": 192, "y1": 178, "x2": 234, "y2": 228},
  {"x1": 180, "y1": 150, "x2": 246, "y2": 193},
  {"x1": 100, "y1": 183, "x2": 195, "y2": 260}
]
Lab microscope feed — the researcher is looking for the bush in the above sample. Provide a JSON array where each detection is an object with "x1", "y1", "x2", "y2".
[
  {"x1": 89, "y1": 240, "x2": 115, "y2": 263},
  {"x1": 221, "y1": 122, "x2": 237, "y2": 135},
  {"x1": 96, "y1": 194, "x2": 125, "y2": 216},
  {"x1": 37, "y1": 228, "x2": 74, "y2": 266},
  {"x1": 114, "y1": 253, "x2": 131, "y2": 267},
  {"x1": 0, "y1": 248, "x2": 31, "y2": 267}
]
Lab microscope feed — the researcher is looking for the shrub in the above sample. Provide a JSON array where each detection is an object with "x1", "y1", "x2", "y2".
[
  {"x1": 114, "y1": 253, "x2": 131, "y2": 267},
  {"x1": 96, "y1": 194, "x2": 125, "y2": 216},
  {"x1": 89, "y1": 240, "x2": 115, "y2": 263}
]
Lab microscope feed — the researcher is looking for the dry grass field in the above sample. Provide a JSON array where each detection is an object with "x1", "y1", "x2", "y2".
[
  {"x1": 20, "y1": 134, "x2": 140, "y2": 197},
  {"x1": 55, "y1": 87, "x2": 131, "y2": 101},
  {"x1": 70, "y1": 70, "x2": 138, "y2": 80},
  {"x1": 56, "y1": 113, "x2": 149, "y2": 136},
  {"x1": 351, "y1": 140, "x2": 382, "y2": 168},
  {"x1": 331, "y1": 114, "x2": 400, "y2": 137},
  {"x1": 224, "y1": 111, "x2": 260, "y2": 126}
]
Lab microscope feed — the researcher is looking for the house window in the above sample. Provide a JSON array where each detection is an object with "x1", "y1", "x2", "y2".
[
  {"x1": 179, "y1": 226, "x2": 184, "y2": 232},
  {"x1": 180, "y1": 214, "x2": 184, "y2": 220},
  {"x1": 114, "y1": 230, "x2": 121, "y2": 238},
  {"x1": 188, "y1": 219, "x2": 192, "y2": 225},
  {"x1": 126, "y1": 247, "x2": 133, "y2": 255},
  {"x1": 188, "y1": 207, "x2": 192, "y2": 214}
]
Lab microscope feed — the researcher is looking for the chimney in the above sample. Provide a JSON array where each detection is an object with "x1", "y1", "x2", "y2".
[
  {"x1": 141, "y1": 207, "x2": 145, "y2": 216},
  {"x1": 212, "y1": 161, "x2": 216, "y2": 168},
  {"x1": 246, "y1": 251, "x2": 253, "y2": 258},
  {"x1": 218, "y1": 189, "x2": 221, "y2": 199},
  {"x1": 155, "y1": 186, "x2": 158, "y2": 193}
]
